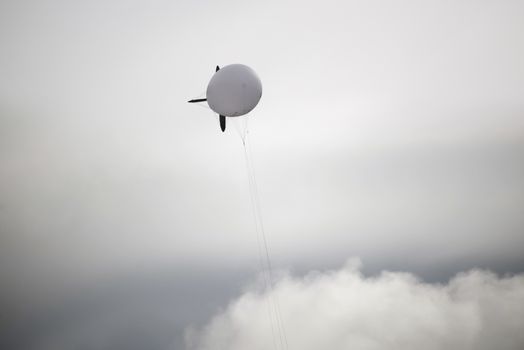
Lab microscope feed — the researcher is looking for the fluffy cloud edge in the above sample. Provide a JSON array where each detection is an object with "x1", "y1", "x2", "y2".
[{"x1": 185, "y1": 258, "x2": 524, "y2": 350}]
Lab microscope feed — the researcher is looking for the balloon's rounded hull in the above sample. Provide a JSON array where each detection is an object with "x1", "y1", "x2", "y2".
[{"x1": 206, "y1": 64, "x2": 262, "y2": 117}]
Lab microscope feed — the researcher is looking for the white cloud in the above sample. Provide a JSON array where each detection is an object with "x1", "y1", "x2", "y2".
[{"x1": 186, "y1": 259, "x2": 524, "y2": 350}]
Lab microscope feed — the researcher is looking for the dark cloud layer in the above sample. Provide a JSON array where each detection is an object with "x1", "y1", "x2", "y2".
[
  {"x1": 3, "y1": 261, "x2": 524, "y2": 350},
  {"x1": 1, "y1": 268, "x2": 251, "y2": 350}
]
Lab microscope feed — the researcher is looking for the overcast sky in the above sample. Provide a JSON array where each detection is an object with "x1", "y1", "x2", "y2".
[{"x1": 1, "y1": 0, "x2": 524, "y2": 349}]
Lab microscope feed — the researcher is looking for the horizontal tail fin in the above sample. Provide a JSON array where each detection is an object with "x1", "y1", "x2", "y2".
[{"x1": 188, "y1": 98, "x2": 207, "y2": 103}]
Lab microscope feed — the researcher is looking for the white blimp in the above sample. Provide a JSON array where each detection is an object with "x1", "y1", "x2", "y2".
[{"x1": 188, "y1": 64, "x2": 262, "y2": 132}]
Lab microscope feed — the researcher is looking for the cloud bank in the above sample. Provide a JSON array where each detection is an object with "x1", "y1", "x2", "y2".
[{"x1": 186, "y1": 259, "x2": 524, "y2": 350}]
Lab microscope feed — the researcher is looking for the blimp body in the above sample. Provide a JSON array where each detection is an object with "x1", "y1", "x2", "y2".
[{"x1": 206, "y1": 64, "x2": 262, "y2": 117}]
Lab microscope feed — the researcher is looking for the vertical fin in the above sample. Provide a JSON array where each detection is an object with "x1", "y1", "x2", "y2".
[
  {"x1": 216, "y1": 65, "x2": 220, "y2": 72},
  {"x1": 219, "y1": 115, "x2": 226, "y2": 132}
]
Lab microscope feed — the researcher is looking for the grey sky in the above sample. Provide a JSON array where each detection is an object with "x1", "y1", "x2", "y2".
[{"x1": 1, "y1": 0, "x2": 524, "y2": 349}]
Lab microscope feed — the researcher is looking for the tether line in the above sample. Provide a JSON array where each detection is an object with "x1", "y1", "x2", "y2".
[{"x1": 240, "y1": 123, "x2": 289, "y2": 350}]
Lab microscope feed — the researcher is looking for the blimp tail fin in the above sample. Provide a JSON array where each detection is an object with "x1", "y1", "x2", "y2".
[
  {"x1": 190, "y1": 66, "x2": 224, "y2": 132},
  {"x1": 215, "y1": 66, "x2": 225, "y2": 132},
  {"x1": 188, "y1": 98, "x2": 207, "y2": 103},
  {"x1": 219, "y1": 115, "x2": 226, "y2": 132}
]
